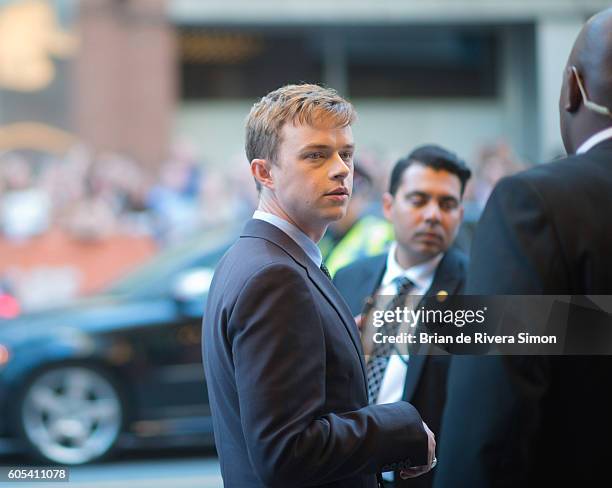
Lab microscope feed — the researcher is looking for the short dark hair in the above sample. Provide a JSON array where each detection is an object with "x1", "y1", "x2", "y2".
[{"x1": 388, "y1": 144, "x2": 472, "y2": 197}]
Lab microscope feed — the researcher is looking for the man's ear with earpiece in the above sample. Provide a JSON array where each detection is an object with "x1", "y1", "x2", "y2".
[{"x1": 564, "y1": 66, "x2": 582, "y2": 113}]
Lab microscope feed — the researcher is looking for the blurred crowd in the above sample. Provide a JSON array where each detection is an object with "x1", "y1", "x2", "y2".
[
  {"x1": 0, "y1": 139, "x2": 527, "y2": 247},
  {"x1": 462, "y1": 141, "x2": 528, "y2": 219},
  {"x1": 0, "y1": 142, "x2": 257, "y2": 246},
  {"x1": 0, "y1": 141, "x2": 257, "y2": 312},
  {"x1": 0, "y1": 138, "x2": 525, "y2": 313}
]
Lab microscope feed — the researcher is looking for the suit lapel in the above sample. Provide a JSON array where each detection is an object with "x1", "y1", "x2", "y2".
[
  {"x1": 306, "y1": 263, "x2": 368, "y2": 381},
  {"x1": 352, "y1": 255, "x2": 387, "y2": 316},
  {"x1": 403, "y1": 249, "x2": 466, "y2": 402},
  {"x1": 242, "y1": 219, "x2": 368, "y2": 387}
]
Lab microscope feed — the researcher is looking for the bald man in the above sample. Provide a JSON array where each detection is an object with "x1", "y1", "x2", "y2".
[{"x1": 434, "y1": 9, "x2": 612, "y2": 488}]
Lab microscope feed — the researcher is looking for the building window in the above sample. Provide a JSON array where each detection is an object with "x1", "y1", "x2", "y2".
[{"x1": 179, "y1": 25, "x2": 498, "y2": 99}]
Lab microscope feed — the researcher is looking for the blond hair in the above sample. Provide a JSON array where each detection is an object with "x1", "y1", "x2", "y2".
[{"x1": 245, "y1": 84, "x2": 356, "y2": 174}]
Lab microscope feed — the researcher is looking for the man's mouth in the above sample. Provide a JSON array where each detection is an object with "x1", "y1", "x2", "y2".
[
  {"x1": 325, "y1": 187, "x2": 350, "y2": 196},
  {"x1": 415, "y1": 231, "x2": 443, "y2": 241}
]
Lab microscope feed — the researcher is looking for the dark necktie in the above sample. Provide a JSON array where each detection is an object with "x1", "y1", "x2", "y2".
[
  {"x1": 365, "y1": 276, "x2": 414, "y2": 404},
  {"x1": 320, "y1": 262, "x2": 332, "y2": 280}
]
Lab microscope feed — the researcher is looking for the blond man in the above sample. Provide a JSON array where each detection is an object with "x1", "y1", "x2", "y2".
[{"x1": 203, "y1": 84, "x2": 434, "y2": 488}]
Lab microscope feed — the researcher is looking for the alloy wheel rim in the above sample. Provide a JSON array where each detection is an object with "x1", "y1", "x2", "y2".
[{"x1": 22, "y1": 366, "x2": 122, "y2": 464}]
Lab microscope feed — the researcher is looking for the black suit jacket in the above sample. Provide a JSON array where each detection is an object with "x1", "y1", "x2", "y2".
[
  {"x1": 202, "y1": 219, "x2": 429, "y2": 488},
  {"x1": 333, "y1": 248, "x2": 468, "y2": 488},
  {"x1": 435, "y1": 139, "x2": 612, "y2": 488}
]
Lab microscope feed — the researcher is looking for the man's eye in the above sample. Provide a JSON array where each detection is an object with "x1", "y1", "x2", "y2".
[
  {"x1": 440, "y1": 200, "x2": 459, "y2": 211},
  {"x1": 340, "y1": 152, "x2": 353, "y2": 162},
  {"x1": 409, "y1": 195, "x2": 428, "y2": 206},
  {"x1": 306, "y1": 152, "x2": 325, "y2": 160}
]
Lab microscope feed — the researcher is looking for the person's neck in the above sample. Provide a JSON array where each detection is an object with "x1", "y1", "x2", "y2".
[
  {"x1": 257, "y1": 198, "x2": 326, "y2": 243},
  {"x1": 395, "y1": 245, "x2": 437, "y2": 270}
]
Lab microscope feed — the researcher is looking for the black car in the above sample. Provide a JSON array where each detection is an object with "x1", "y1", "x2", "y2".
[{"x1": 0, "y1": 226, "x2": 237, "y2": 465}]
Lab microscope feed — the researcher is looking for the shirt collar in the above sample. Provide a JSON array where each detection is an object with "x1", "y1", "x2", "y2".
[
  {"x1": 576, "y1": 126, "x2": 612, "y2": 155},
  {"x1": 382, "y1": 241, "x2": 443, "y2": 291},
  {"x1": 252, "y1": 210, "x2": 323, "y2": 267}
]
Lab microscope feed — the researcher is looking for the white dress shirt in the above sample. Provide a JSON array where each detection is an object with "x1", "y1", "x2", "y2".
[
  {"x1": 576, "y1": 126, "x2": 612, "y2": 155},
  {"x1": 375, "y1": 242, "x2": 443, "y2": 405}
]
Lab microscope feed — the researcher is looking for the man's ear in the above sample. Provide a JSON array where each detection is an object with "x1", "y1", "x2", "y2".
[
  {"x1": 251, "y1": 159, "x2": 274, "y2": 190},
  {"x1": 382, "y1": 192, "x2": 394, "y2": 221},
  {"x1": 563, "y1": 66, "x2": 581, "y2": 113}
]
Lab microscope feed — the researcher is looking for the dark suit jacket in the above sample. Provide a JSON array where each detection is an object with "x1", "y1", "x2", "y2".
[
  {"x1": 333, "y1": 248, "x2": 468, "y2": 488},
  {"x1": 202, "y1": 219, "x2": 429, "y2": 488},
  {"x1": 435, "y1": 138, "x2": 612, "y2": 488}
]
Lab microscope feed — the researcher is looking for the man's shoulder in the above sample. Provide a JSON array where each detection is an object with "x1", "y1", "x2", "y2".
[
  {"x1": 486, "y1": 155, "x2": 601, "y2": 214},
  {"x1": 206, "y1": 238, "x2": 312, "y2": 320},
  {"x1": 503, "y1": 149, "x2": 610, "y2": 191},
  {"x1": 429, "y1": 248, "x2": 468, "y2": 295},
  {"x1": 443, "y1": 247, "x2": 469, "y2": 274},
  {"x1": 214, "y1": 235, "x2": 303, "y2": 285}
]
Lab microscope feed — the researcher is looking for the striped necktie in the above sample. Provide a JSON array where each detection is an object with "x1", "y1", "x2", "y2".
[{"x1": 365, "y1": 276, "x2": 415, "y2": 404}]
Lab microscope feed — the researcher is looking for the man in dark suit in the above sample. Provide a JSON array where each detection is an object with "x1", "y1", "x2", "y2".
[
  {"x1": 435, "y1": 8, "x2": 612, "y2": 488},
  {"x1": 202, "y1": 84, "x2": 435, "y2": 488},
  {"x1": 334, "y1": 145, "x2": 471, "y2": 488}
]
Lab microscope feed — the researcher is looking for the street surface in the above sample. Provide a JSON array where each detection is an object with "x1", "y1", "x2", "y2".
[{"x1": 0, "y1": 448, "x2": 222, "y2": 488}]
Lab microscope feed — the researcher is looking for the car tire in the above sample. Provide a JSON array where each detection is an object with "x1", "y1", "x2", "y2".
[{"x1": 17, "y1": 364, "x2": 124, "y2": 465}]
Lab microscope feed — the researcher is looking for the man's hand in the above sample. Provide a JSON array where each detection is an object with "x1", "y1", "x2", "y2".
[{"x1": 399, "y1": 421, "x2": 436, "y2": 479}]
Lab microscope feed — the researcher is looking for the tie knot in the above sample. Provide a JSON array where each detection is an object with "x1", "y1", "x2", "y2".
[{"x1": 393, "y1": 276, "x2": 414, "y2": 295}]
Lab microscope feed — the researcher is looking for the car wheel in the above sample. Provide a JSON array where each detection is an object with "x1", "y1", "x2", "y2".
[{"x1": 18, "y1": 365, "x2": 123, "y2": 465}]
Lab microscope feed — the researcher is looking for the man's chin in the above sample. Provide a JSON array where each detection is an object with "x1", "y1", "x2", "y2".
[
  {"x1": 412, "y1": 242, "x2": 443, "y2": 258},
  {"x1": 322, "y1": 207, "x2": 348, "y2": 222}
]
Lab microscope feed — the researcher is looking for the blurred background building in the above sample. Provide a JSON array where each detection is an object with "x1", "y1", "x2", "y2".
[{"x1": 0, "y1": 0, "x2": 609, "y2": 312}]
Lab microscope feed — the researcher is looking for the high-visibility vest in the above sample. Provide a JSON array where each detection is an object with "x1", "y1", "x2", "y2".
[{"x1": 324, "y1": 215, "x2": 394, "y2": 277}]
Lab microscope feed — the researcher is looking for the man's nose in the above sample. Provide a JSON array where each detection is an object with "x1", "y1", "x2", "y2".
[
  {"x1": 330, "y1": 153, "x2": 351, "y2": 180},
  {"x1": 423, "y1": 201, "x2": 442, "y2": 223}
]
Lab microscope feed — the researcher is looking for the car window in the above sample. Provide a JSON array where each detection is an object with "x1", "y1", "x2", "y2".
[{"x1": 105, "y1": 226, "x2": 237, "y2": 298}]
